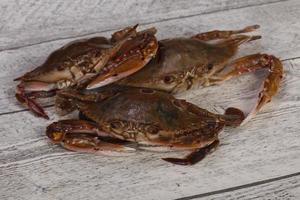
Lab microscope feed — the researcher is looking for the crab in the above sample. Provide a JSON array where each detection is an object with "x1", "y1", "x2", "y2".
[
  {"x1": 14, "y1": 25, "x2": 158, "y2": 119},
  {"x1": 114, "y1": 25, "x2": 283, "y2": 121},
  {"x1": 47, "y1": 86, "x2": 245, "y2": 165},
  {"x1": 16, "y1": 24, "x2": 283, "y2": 165}
]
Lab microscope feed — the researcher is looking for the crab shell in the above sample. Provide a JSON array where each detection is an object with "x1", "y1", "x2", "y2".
[{"x1": 50, "y1": 86, "x2": 244, "y2": 149}]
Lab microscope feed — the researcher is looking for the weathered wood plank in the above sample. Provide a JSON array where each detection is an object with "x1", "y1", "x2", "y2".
[
  {"x1": 1, "y1": 0, "x2": 300, "y2": 115},
  {"x1": 178, "y1": 173, "x2": 300, "y2": 200},
  {"x1": 0, "y1": 59, "x2": 299, "y2": 200},
  {"x1": 0, "y1": 0, "x2": 285, "y2": 50},
  {"x1": 1, "y1": 1, "x2": 300, "y2": 199}
]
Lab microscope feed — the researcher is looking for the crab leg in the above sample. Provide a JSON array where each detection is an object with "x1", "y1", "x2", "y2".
[
  {"x1": 111, "y1": 24, "x2": 157, "y2": 43},
  {"x1": 111, "y1": 24, "x2": 139, "y2": 43},
  {"x1": 87, "y1": 29, "x2": 158, "y2": 89},
  {"x1": 91, "y1": 26, "x2": 140, "y2": 73},
  {"x1": 46, "y1": 120, "x2": 135, "y2": 152},
  {"x1": 15, "y1": 82, "x2": 57, "y2": 119},
  {"x1": 87, "y1": 55, "x2": 151, "y2": 89},
  {"x1": 162, "y1": 140, "x2": 220, "y2": 165},
  {"x1": 16, "y1": 92, "x2": 50, "y2": 119},
  {"x1": 216, "y1": 34, "x2": 261, "y2": 48},
  {"x1": 209, "y1": 54, "x2": 283, "y2": 123},
  {"x1": 192, "y1": 25, "x2": 260, "y2": 41}
]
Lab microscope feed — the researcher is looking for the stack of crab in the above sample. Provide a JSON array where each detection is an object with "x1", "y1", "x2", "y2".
[{"x1": 14, "y1": 25, "x2": 283, "y2": 165}]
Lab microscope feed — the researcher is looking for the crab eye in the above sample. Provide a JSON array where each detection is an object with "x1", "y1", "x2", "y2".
[{"x1": 163, "y1": 75, "x2": 175, "y2": 84}]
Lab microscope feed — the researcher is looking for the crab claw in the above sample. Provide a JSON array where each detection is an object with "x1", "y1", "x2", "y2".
[
  {"x1": 46, "y1": 120, "x2": 135, "y2": 152},
  {"x1": 241, "y1": 56, "x2": 283, "y2": 125},
  {"x1": 86, "y1": 28, "x2": 158, "y2": 89}
]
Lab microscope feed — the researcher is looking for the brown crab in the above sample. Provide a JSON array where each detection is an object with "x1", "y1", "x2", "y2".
[
  {"x1": 14, "y1": 25, "x2": 158, "y2": 119},
  {"x1": 16, "y1": 24, "x2": 283, "y2": 165},
  {"x1": 47, "y1": 86, "x2": 245, "y2": 165},
  {"x1": 113, "y1": 25, "x2": 283, "y2": 121}
]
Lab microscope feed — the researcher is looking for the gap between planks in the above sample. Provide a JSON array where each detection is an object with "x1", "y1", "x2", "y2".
[
  {"x1": 1, "y1": 1, "x2": 299, "y2": 199},
  {"x1": 175, "y1": 172, "x2": 300, "y2": 200},
  {"x1": 0, "y1": 0, "x2": 288, "y2": 52}
]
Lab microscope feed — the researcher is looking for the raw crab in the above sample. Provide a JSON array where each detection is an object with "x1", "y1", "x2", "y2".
[
  {"x1": 14, "y1": 25, "x2": 158, "y2": 119},
  {"x1": 15, "y1": 24, "x2": 283, "y2": 165},
  {"x1": 47, "y1": 86, "x2": 245, "y2": 165},
  {"x1": 115, "y1": 25, "x2": 283, "y2": 121}
]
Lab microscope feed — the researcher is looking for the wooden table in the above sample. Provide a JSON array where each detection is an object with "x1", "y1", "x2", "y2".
[{"x1": 1, "y1": 0, "x2": 299, "y2": 199}]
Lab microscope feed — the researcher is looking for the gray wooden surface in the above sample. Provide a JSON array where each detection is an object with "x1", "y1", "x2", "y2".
[{"x1": 0, "y1": 0, "x2": 299, "y2": 199}]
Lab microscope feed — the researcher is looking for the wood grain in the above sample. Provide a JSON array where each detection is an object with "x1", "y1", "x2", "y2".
[
  {"x1": 0, "y1": 59, "x2": 299, "y2": 200},
  {"x1": 1, "y1": 0, "x2": 300, "y2": 199},
  {"x1": 2, "y1": 0, "x2": 300, "y2": 114},
  {"x1": 0, "y1": 0, "x2": 284, "y2": 50},
  {"x1": 177, "y1": 172, "x2": 300, "y2": 200}
]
